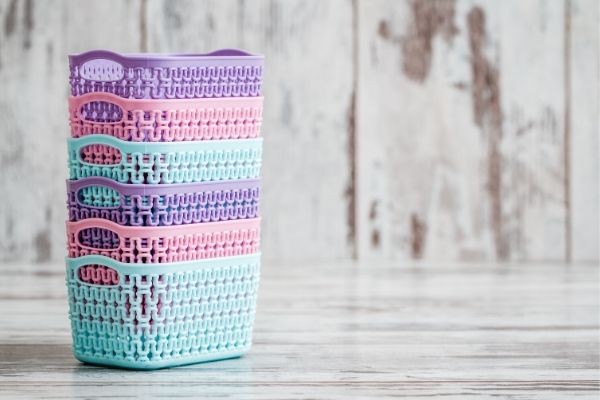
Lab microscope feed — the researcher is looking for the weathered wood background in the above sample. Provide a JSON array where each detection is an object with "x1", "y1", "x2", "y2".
[{"x1": 0, "y1": 0, "x2": 597, "y2": 264}]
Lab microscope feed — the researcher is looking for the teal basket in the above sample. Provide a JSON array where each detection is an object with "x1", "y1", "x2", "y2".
[
  {"x1": 66, "y1": 253, "x2": 261, "y2": 370},
  {"x1": 68, "y1": 134, "x2": 262, "y2": 184}
]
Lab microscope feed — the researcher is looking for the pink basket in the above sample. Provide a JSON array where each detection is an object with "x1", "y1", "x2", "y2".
[
  {"x1": 67, "y1": 217, "x2": 260, "y2": 263},
  {"x1": 69, "y1": 92, "x2": 263, "y2": 142}
]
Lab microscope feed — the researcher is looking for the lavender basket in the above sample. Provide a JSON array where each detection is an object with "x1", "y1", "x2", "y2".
[
  {"x1": 69, "y1": 49, "x2": 264, "y2": 99},
  {"x1": 67, "y1": 177, "x2": 260, "y2": 226}
]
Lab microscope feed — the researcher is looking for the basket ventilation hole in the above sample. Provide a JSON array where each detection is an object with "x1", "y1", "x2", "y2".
[
  {"x1": 80, "y1": 144, "x2": 122, "y2": 165},
  {"x1": 78, "y1": 264, "x2": 120, "y2": 285},
  {"x1": 80, "y1": 101, "x2": 123, "y2": 123},
  {"x1": 77, "y1": 186, "x2": 121, "y2": 207},
  {"x1": 80, "y1": 59, "x2": 124, "y2": 81},
  {"x1": 78, "y1": 227, "x2": 120, "y2": 250}
]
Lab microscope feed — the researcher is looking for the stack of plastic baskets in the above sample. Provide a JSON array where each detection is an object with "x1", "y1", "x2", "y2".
[{"x1": 65, "y1": 49, "x2": 264, "y2": 370}]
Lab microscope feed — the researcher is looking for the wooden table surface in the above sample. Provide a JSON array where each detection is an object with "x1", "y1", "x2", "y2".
[{"x1": 0, "y1": 261, "x2": 598, "y2": 399}]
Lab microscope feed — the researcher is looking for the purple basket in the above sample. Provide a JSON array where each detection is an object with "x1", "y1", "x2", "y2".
[
  {"x1": 67, "y1": 177, "x2": 260, "y2": 226},
  {"x1": 69, "y1": 49, "x2": 264, "y2": 99}
]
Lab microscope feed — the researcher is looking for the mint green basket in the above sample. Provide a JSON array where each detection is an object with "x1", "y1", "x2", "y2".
[
  {"x1": 66, "y1": 253, "x2": 260, "y2": 370},
  {"x1": 68, "y1": 134, "x2": 262, "y2": 184}
]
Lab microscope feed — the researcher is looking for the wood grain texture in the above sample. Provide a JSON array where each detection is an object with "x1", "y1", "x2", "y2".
[
  {"x1": 569, "y1": 0, "x2": 599, "y2": 262},
  {"x1": 355, "y1": 0, "x2": 594, "y2": 262},
  {"x1": 357, "y1": 0, "x2": 483, "y2": 261},
  {"x1": 0, "y1": 260, "x2": 598, "y2": 398},
  {"x1": 495, "y1": 1, "x2": 567, "y2": 262}
]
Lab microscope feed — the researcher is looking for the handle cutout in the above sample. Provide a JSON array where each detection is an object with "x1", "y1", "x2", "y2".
[
  {"x1": 80, "y1": 144, "x2": 122, "y2": 165},
  {"x1": 79, "y1": 101, "x2": 123, "y2": 123},
  {"x1": 78, "y1": 227, "x2": 120, "y2": 250},
  {"x1": 78, "y1": 264, "x2": 120, "y2": 286},
  {"x1": 77, "y1": 185, "x2": 121, "y2": 208},
  {"x1": 80, "y1": 58, "x2": 124, "y2": 81}
]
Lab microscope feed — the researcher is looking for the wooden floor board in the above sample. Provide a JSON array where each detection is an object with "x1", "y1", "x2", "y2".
[{"x1": 0, "y1": 261, "x2": 598, "y2": 398}]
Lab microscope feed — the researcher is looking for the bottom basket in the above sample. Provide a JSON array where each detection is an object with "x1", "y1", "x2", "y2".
[{"x1": 66, "y1": 253, "x2": 260, "y2": 370}]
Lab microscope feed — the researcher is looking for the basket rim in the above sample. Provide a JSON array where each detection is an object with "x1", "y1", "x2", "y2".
[{"x1": 66, "y1": 252, "x2": 261, "y2": 276}]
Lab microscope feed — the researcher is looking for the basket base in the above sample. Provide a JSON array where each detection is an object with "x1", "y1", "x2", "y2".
[{"x1": 73, "y1": 347, "x2": 251, "y2": 370}]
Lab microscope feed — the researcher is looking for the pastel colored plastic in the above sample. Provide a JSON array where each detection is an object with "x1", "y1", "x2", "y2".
[
  {"x1": 67, "y1": 177, "x2": 260, "y2": 226},
  {"x1": 67, "y1": 253, "x2": 260, "y2": 370},
  {"x1": 67, "y1": 217, "x2": 260, "y2": 263},
  {"x1": 69, "y1": 49, "x2": 263, "y2": 99},
  {"x1": 69, "y1": 92, "x2": 263, "y2": 142},
  {"x1": 68, "y1": 135, "x2": 262, "y2": 184}
]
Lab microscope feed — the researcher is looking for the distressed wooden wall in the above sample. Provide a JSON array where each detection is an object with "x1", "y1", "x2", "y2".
[{"x1": 0, "y1": 0, "x2": 597, "y2": 264}]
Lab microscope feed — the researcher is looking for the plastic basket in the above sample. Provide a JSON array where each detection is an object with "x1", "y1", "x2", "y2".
[
  {"x1": 69, "y1": 49, "x2": 263, "y2": 99},
  {"x1": 67, "y1": 177, "x2": 260, "y2": 226},
  {"x1": 68, "y1": 135, "x2": 262, "y2": 184},
  {"x1": 66, "y1": 253, "x2": 260, "y2": 370},
  {"x1": 69, "y1": 92, "x2": 263, "y2": 142},
  {"x1": 67, "y1": 217, "x2": 260, "y2": 263}
]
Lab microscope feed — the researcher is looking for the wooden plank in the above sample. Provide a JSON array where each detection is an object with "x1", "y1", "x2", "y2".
[
  {"x1": 495, "y1": 0, "x2": 567, "y2": 261},
  {"x1": 144, "y1": 0, "x2": 356, "y2": 261},
  {"x1": 356, "y1": 0, "x2": 569, "y2": 261},
  {"x1": 569, "y1": 0, "x2": 599, "y2": 262},
  {"x1": 0, "y1": 260, "x2": 598, "y2": 398},
  {"x1": 0, "y1": 0, "x2": 142, "y2": 263}
]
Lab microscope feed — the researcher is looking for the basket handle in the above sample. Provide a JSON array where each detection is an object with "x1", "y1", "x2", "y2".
[
  {"x1": 70, "y1": 50, "x2": 126, "y2": 82},
  {"x1": 67, "y1": 255, "x2": 120, "y2": 286},
  {"x1": 68, "y1": 178, "x2": 123, "y2": 208},
  {"x1": 70, "y1": 219, "x2": 123, "y2": 250},
  {"x1": 70, "y1": 50, "x2": 127, "y2": 65},
  {"x1": 68, "y1": 176, "x2": 122, "y2": 192},
  {"x1": 76, "y1": 263, "x2": 120, "y2": 286},
  {"x1": 70, "y1": 135, "x2": 125, "y2": 166},
  {"x1": 69, "y1": 92, "x2": 127, "y2": 124}
]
